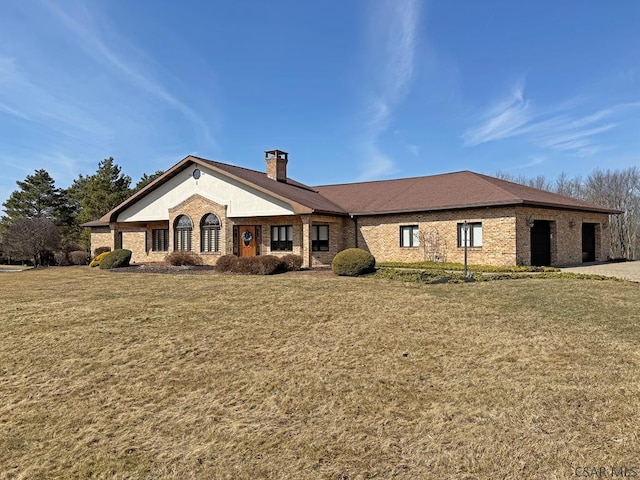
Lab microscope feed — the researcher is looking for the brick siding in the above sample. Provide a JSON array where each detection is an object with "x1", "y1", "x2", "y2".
[{"x1": 90, "y1": 204, "x2": 612, "y2": 268}]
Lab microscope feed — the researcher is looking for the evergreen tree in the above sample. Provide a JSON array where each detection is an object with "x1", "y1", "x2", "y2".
[
  {"x1": 133, "y1": 170, "x2": 164, "y2": 193},
  {"x1": 1, "y1": 169, "x2": 64, "y2": 223},
  {"x1": 74, "y1": 157, "x2": 132, "y2": 225}
]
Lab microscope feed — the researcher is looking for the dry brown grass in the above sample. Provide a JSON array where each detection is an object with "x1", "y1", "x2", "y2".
[{"x1": 1, "y1": 267, "x2": 639, "y2": 479}]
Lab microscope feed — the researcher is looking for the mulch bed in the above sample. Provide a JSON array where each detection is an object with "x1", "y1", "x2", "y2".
[{"x1": 110, "y1": 263, "x2": 335, "y2": 276}]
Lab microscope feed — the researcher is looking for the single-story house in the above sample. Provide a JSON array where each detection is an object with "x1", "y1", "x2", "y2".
[{"x1": 83, "y1": 149, "x2": 619, "y2": 268}]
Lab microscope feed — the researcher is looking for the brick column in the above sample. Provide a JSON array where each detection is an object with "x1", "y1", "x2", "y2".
[{"x1": 301, "y1": 215, "x2": 312, "y2": 268}]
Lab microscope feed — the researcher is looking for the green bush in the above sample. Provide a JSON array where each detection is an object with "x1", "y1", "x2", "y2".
[
  {"x1": 280, "y1": 254, "x2": 303, "y2": 271},
  {"x1": 165, "y1": 251, "x2": 204, "y2": 266},
  {"x1": 99, "y1": 249, "x2": 132, "y2": 270},
  {"x1": 331, "y1": 248, "x2": 376, "y2": 276},
  {"x1": 89, "y1": 251, "x2": 111, "y2": 268}
]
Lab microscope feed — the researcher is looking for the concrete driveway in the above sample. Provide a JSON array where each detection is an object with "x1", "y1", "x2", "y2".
[{"x1": 560, "y1": 261, "x2": 640, "y2": 282}]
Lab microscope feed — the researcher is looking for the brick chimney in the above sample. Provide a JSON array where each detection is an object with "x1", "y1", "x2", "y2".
[{"x1": 265, "y1": 149, "x2": 288, "y2": 182}]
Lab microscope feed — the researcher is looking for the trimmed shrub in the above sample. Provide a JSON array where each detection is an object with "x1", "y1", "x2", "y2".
[
  {"x1": 235, "y1": 256, "x2": 283, "y2": 275},
  {"x1": 215, "y1": 254, "x2": 239, "y2": 272},
  {"x1": 165, "y1": 251, "x2": 204, "y2": 266},
  {"x1": 54, "y1": 251, "x2": 70, "y2": 266},
  {"x1": 281, "y1": 254, "x2": 303, "y2": 271},
  {"x1": 69, "y1": 250, "x2": 89, "y2": 265},
  {"x1": 89, "y1": 251, "x2": 111, "y2": 267},
  {"x1": 254, "y1": 255, "x2": 286, "y2": 275},
  {"x1": 332, "y1": 248, "x2": 376, "y2": 276},
  {"x1": 235, "y1": 257, "x2": 262, "y2": 275},
  {"x1": 215, "y1": 255, "x2": 285, "y2": 275},
  {"x1": 99, "y1": 249, "x2": 132, "y2": 270},
  {"x1": 94, "y1": 246, "x2": 111, "y2": 256}
]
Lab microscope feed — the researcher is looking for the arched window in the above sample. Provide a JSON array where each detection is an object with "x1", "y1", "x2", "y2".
[
  {"x1": 201, "y1": 213, "x2": 221, "y2": 252},
  {"x1": 174, "y1": 215, "x2": 193, "y2": 251}
]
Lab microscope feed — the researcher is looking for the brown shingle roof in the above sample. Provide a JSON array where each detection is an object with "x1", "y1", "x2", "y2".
[
  {"x1": 194, "y1": 157, "x2": 347, "y2": 215},
  {"x1": 97, "y1": 156, "x2": 618, "y2": 224},
  {"x1": 314, "y1": 170, "x2": 619, "y2": 215},
  {"x1": 99, "y1": 155, "x2": 347, "y2": 222}
]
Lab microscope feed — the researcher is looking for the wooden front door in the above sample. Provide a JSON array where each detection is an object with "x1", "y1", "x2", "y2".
[{"x1": 238, "y1": 225, "x2": 258, "y2": 257}]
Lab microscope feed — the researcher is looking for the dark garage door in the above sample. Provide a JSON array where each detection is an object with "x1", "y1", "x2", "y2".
[
  {"x1": 582, "y1": 223, "x2": 596, "y2": 262},
  {"x1": 531, "y1": 220, "x2": 551, "y2": 266}
]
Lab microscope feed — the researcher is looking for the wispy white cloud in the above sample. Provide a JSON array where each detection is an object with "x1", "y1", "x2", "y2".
[
  {"x1": 462, "y1": 79, "x2": 531, "y2": 146},
  {"x1": 513, "y1": 155, "x2": 546, "y2": 170},
  {"x1": 357, "y1": 0, "x2": 420, "y2": 181},
  {"x1": 463, "y1": 81, "x2": 640, "y2": 157},
  {"x1": 0, "y1": 54, "x2": 109, "y2": 135},
  {"x1": 0, "y1": 101, "x2": 29, "y2": 120},
  {"x1": 0, "y1": 149, "x2": 86, "y2": 190},
  {"x1": 42, "y1": 0, "x2": 216, "y2": 146}
]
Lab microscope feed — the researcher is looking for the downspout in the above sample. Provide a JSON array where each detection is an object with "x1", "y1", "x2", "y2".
[{"x1": 351, "y1": 214, "x2": 358, "y2": 248}]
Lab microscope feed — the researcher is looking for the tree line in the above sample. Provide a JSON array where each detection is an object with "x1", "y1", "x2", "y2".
[
  {"x1": 496, "y1": 167, "x2": 640, "y2": 260},
  {"x1": 0, "y1": 158, "x2": 162, "y2": 266}
]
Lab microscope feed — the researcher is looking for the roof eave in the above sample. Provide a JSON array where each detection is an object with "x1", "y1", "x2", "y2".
[
  {"x1": 346, "y1": 199, "x2": 620, "y2": 216},
  {"x1": 520, "y1": 200, "x2": 622, "y2": 215},
  {"x1": 347, "y1": 200, "x2": 522, "y2": 216}
]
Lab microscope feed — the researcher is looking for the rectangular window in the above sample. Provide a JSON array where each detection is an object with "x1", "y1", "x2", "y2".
[
  {"x1": 175, "y1": 229, "x2": 192, "y2": 251},
  {"x1": 311, "y1": 225, "x2": 329, "y2": 251},
  {"x1": 152, "y1": 229, "x2": 169, "y2": 252},
  {"x1": 457, "y1": 222, "x2": 483, "y2": 247},
  {"x1": 400, "y1": 225, "x2": 419, "y2": 247},
  {"x1": 271, "y1": 225, "x2": 293, "y2": 251},
  {"x1": 201, "y1": 227, "x2": 220, "y2": 253}
]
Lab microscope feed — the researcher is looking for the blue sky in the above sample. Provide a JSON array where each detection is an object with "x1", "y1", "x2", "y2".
[{"x1": 1, "y1": 0, "x2": 639, "y2": 206}]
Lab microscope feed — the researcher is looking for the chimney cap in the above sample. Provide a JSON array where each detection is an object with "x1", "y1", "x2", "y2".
[{"x1": 265, "y1": 149, "x2": 288, "y2": 158}]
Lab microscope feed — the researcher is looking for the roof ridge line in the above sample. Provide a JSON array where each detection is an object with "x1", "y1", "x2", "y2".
[
  {"x1": 468, "y1": 171, "x2": 523, "y2": 201},
  {"x1": 313, "y1": 170, "x2": 470, "y2": 188},
  {"x1": 194, "y1": 156, "x2": 320, "y2": 193}
]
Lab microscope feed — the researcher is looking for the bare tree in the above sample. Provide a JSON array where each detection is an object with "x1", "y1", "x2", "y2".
[
  {"x1": 495, "y1": 171, "x2": 553, "y2": 192},
  {"x1": 0, "y1": 218, "x2": 59, "y2": 266},
  {"x1": 583, "y1": 168, "x2": 640, "y2": 260},
  {"x1": 554, "y1": 172, "x2": 583, "y2": 198},
  {"x1": 495, "y1": 167, "x2": 640, "y2": 259}
]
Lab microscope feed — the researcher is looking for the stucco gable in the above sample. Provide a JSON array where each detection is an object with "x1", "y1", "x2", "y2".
[{"x1": 116, "y1": 163, "x2": 295, "y2": 222}]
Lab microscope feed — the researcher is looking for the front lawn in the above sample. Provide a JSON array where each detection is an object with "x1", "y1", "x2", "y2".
[{"x1": 1, "y1": 268, "x2": 638, "y2": 479}]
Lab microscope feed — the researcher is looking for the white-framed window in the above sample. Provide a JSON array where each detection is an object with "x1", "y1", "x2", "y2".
[
  {"x1": 400, "y1": 225, "x2": 419, "y2": 247},
  {"x1": 457, "y1": 222, "x2": 483, "y2": 247}
]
